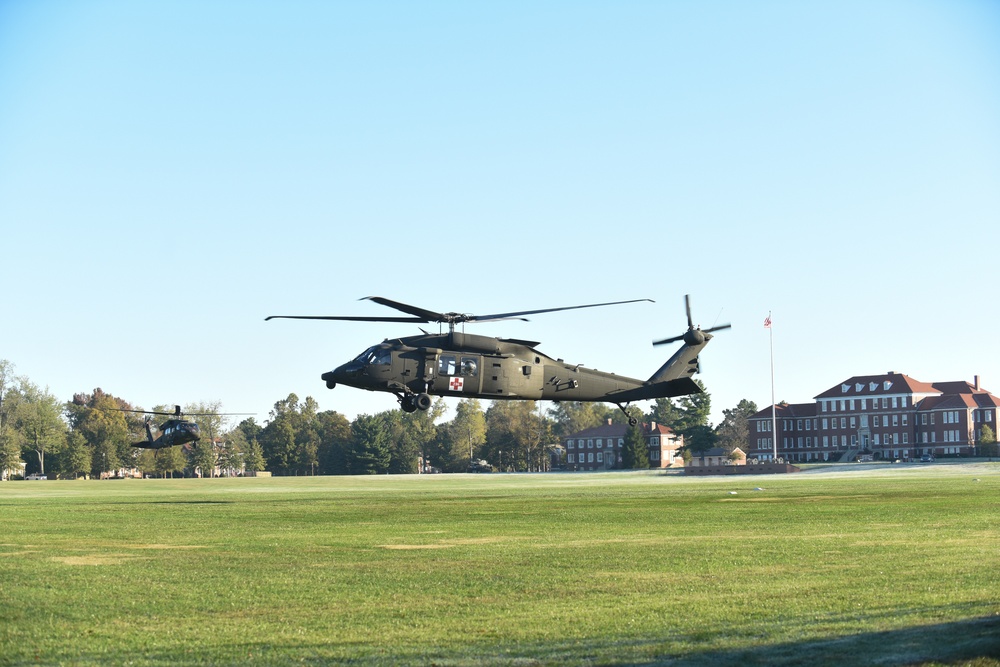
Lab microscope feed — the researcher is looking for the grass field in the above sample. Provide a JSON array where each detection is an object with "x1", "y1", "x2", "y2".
[{"x1": 2, "y1": 463, "x2": 999, "y2": 666}]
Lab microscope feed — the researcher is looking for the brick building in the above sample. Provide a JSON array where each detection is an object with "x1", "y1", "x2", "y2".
[
  {"x1": 564, "y1": 419, "x2": 683, "y2": 470},
  {"x1": 747, "y1": 372, "x2": 999, "y2": 462}
]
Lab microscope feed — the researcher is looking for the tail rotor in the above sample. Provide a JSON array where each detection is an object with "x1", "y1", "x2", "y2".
[{"x1": 653, "y1": 295, "x2": 731, "y2": 347}]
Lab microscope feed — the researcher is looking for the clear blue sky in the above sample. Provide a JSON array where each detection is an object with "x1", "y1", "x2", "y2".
[{"x1": 2, "y1": 1, "x2": 998, "y2": 428}]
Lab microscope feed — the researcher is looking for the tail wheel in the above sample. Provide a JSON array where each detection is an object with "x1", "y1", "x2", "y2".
[{"x1": 415, "y1": 393, "x2": 432, "y2": 411}]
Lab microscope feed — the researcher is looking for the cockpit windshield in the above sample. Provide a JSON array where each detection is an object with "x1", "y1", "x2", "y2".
[{"x1": 354, "y1": 346, "x2": 391, "y2": 365}]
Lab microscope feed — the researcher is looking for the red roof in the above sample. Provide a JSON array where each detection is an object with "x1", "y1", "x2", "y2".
[{"x1": 814, "y1": 372, "x2": 937, "y2": 399}]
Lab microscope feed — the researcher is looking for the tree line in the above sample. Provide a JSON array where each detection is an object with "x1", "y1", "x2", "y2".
[{"x1": 0, "y1": 359, "x2": 760, "y2": 479}]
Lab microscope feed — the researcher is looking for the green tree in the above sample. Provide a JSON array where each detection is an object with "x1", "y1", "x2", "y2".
[
  {"x1": 483, "y1": 401, "x2": 547, "y2": 472},
  {"x1": 191, "y1": 438, "x2": 218, "y2": 478},
  {"x1": 649, "y1": 381, "x2": 715, "y2": 453},
  {"x1": 315, "y1": 411, "x2": 350, "y2": 474},
  {"x1": 647, "y1": 397, "x2": 683, "y2": 431},
  {"x1": 383, "y1": 410, "x2": 422, "y2": 474},
  {"x1": 349, "y1": 413, "x2": 390, "y2": 474},
  {"x1": 13, "y1": 380, "x2": 66, "y2": 475},
  {"x1": 154, "y1": 447, "x2": 187, "y2": 478},
  {"x1": 714, "y1": 399, "x2": 758, "y2": 454},
  {"x1": 59, "y1": 430, "x2": 92, "y2": 479},
  {"x1": 234, "y1": 418, "x2": 265, "y2": 472},
  {"x1": 0, "y1": 360, "x2": 24, "y2": 478},
  {"x1": 67, "y1": 390, "x2": 132, "y2": 476},
  {"x1": 979, "y1": 424, "x2": 997, "y2": 458},
  {"x1": 432, "y1": 398, "x2": 486, "y2": 472},
  {"x1": 217, "y1": 431, "x2": 244, "y2": 477},
  {"x1": 548, "y1": 402, "x2": 615, "y2": 438},
  {"x1": 620, "y1": 423, "x2": 649, "y2": 469}
]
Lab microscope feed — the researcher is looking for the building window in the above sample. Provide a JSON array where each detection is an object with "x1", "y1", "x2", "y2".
[
  {"x1": 568, "y1": 453, "x2": 575, "y2": 463},
  {"x1": 597, "y1": 452, "x2": 603, "y2": 463}
]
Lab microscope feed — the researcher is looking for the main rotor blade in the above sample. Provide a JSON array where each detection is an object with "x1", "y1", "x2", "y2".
[
  {"x1": 652, "y1": 333, "x2": 685, "y2": 346},
  {"x1": 265, "y1": 315, "x2": 425, "y2": 323},
  {"x1": 362, "y1": 296, "x2": 445, "y2": 322},
  {"x1": 473, "y1": 298, "x2": 654, "y2": 323},
  {"x1": 267, "y1": 297, "x2": 654, "y2": 326},
  {"x1": 703, "y1": 323, "x2": 732, "y2": 335},
  {"x1": 685, "y1": 294, "x2": 693, "y2": 329}
]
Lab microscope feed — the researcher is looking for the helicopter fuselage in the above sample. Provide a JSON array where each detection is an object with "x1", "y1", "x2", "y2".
[
  {"x1": 321, "y1": 330, "x2": 705, "y2": 411},
  {"x1": 131, "y1": 418, "x2": 200, "y2": 449}
]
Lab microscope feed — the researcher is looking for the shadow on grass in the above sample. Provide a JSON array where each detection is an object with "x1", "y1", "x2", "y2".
[
  {"x1": 662, "y1": 615, "x2": 1000, "y2": 667},
  {"x1": 24, "y1": 615, "x2": 997, "y2": 667}
]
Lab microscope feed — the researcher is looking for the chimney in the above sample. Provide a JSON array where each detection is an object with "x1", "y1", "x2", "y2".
[
  {"x1": 607, "y1": 417, "x2": 613, "y2": 426},
  {"x1": 651, "y1": 421, "x2": 657, "y2": 430},
  {"x1": 974, "y1": 375, "x2": 980, "y2": 391}
]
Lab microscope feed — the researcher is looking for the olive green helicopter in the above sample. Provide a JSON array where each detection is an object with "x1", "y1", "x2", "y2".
[
  {"x1": 266, "y1": 295, "x2": 729, "y2": 425},
  {"x1": 113, "y1": 405, "x2": 251, "y2": 450}
]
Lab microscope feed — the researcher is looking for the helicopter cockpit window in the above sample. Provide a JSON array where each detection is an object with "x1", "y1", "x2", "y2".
[
  {"x1": 460, "y1": 357, "x2": 478, "y2": 377},
  {"x1": 355, "y1": 346, "x2": 391, "y2": 365},
  {"x1": 438, "y1": 355, "x2": 457, "y2": 376}
]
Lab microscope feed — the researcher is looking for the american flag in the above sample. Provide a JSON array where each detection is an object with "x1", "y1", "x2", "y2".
[{"x1": 764, "y1": 314, "x2": 772, "y2": 329}]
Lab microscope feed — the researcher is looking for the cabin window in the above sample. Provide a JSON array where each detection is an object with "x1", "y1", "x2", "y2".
[
  {"x1": 460, "y1": 357, "x2": 478, "y2": 377},
  {"x1": 438, "y1": 355, "x2": 457, "y2": 376}
]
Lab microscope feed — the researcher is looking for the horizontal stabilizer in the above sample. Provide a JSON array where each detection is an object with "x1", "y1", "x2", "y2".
[{"x1": 607, "y1": 377, "x2": 702, "y2": 403}]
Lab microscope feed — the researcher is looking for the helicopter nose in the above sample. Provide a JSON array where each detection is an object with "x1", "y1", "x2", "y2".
[
  {"x1": 323, "y1": 362, "x2": 360, "y2": 389},
  {"x1": 321, "y1": 370, "x2": 337, "y2": 389}
]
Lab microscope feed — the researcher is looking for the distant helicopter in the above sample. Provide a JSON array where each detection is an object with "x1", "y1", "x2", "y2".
[
  {"x1": 115, "y1": 406, "x2": 250, "y2": 450},
  {"x1": 267, "y1": 295, "x2": 729, "y2": 425}
]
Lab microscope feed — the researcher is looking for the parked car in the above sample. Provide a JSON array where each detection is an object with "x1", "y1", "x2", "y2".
[
  {"x1": 920, "y1": 454, "x2": 935, "y2": 463},
  {"x1": 25, "y1": 474, "x2": 47, "y2": 480}
]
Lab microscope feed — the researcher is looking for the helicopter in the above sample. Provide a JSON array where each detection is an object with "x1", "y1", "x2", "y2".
[
  {"x1": 114, "y1": 405, "x2": 251, "y2": 450},
  {"x1": 266, "y1": 295, "x2": 729, "y2": 425}
]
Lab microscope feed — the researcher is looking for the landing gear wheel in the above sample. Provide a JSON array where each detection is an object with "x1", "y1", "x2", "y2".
[
  {"x1": 325, "y1": 380, "x2": 336, "y2": 390},
  {"x1": 616, "y1": 402, "x2": 638, "y2": 427},
  {"x1": 415, "y1": 393, "x2": 432, "y2": 411},
  {"x1": 400, "y1": 396, "x2": 417, "y2": 413}
]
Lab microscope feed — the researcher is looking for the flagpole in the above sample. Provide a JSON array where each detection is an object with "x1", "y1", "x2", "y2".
[{"x1": 768, "y1": 311, "x2": 778, "y2": 461}]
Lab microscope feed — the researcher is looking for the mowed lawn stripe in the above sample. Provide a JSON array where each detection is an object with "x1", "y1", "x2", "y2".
[{"x1": 1, "y1": 465, "x2": 998, "y2": 666}]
